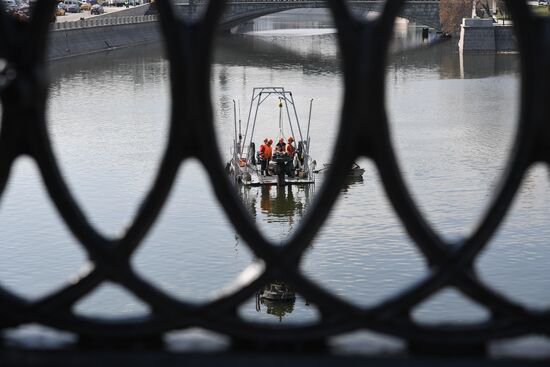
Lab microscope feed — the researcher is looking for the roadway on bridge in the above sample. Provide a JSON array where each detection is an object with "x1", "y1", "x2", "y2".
[{"x1": 56, "y1": 6, "x2": 126, "y2": 23}]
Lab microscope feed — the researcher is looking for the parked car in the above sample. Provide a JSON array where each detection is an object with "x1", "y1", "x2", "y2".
[
  {"x1": 65, "y1": 0, "x2": 80, "y2": 12},
  {"x1": 80, "y1": 2, "x2": 91, "y2": 11},
  {"x1": 57, "y1": 2, "x2": 67, "y2": 10},
  {"x1": 66, "y1": 3, "x2": 80, "y2": 12},
  {"x1": 90, "y1": 4, "x2": 103, "y2": 14}
]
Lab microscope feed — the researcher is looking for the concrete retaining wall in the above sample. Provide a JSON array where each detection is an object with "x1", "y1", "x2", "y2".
[
  {"x1": 48, "y1": 16, "x2": 160, "y2": 60},
  {"x1": 459, "y1": 18, "x2": 517, "y2": 53}
]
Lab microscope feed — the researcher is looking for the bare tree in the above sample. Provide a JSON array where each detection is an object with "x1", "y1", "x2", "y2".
[{"x1": 440, "y1": 0, "x2": 474, "y2": 34}]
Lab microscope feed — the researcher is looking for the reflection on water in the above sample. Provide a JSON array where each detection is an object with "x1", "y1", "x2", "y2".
[
  {"x1": 258, "y1": 185, "x2": 309, "y2": 219},
  {"x1": 234, "y1": 9, "x2": 334, "y2": 34},
  {"x1": 256, "y1": 293, "x2": 303, "y2": 322},
  {"x1": 239, "y1": 185, "x2": 315, "y2": 243},
  {"x1": 459, "y1": 51, "x2": 518, "y2": 79},
  {"x1": 255, "y1": 281, "x2": 300, "y2": 322},
  {"x1": 388, "y1": 39, "x2": 518, "y2": 81},
  {"x1": 242, "y1": 177, "x2": 362, "y2": 320},
  {"x1": 215, "y1": 33, "x2": 518, "y2": 82},
  {"x1": 392, "y1": 21, "x2": 439, "y2": 52},
  {"x1": 257, "y1": 298, "x2": 295, "y2": 322},
  {"x1": 341, "y1": 175, "x2": 365, "y2": 194}
]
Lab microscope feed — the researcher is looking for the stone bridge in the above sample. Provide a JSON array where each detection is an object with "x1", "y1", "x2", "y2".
[{"x1": 177, "y1": 1, "x2": 441, "y2": 30}]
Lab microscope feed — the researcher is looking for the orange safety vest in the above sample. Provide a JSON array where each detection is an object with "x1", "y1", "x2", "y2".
[
  {"x1": 260, "y1": 144, "x2": 272, "y2": 159},
  {"x1": 286, "y1": 143, "x2": 295, "y2": 157}
]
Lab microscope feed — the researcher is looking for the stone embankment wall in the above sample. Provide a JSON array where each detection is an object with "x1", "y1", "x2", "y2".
[
  {"x1": 47, "y1": 5, "x2": 160, "y2": 60},
  {"x1": 459, "y1": 18, "x2": 517, "y2": 53}
]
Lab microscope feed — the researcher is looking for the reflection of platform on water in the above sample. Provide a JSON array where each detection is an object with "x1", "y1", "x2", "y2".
[
  {"x1": 259, "y1": 185, "x2": 309, "y2": 219},
  {"x1": 260, "y1": 282, "x2": 296, "y2": 301},
  {"x1": 256, "y1": 282, "x2": 297, "y2": 322},
  {"x1": 256, "y1": 297, "x2": 295, "y2": 322},
  {"x1": 239, "y1": 184, "x2": 314, "y2": 222},
  {"x1": 239, "y1": 173, "x2": 365, "y2": 226},
  {"x1": 235, "y1": 185, "x2": 314, "y2": 247}
]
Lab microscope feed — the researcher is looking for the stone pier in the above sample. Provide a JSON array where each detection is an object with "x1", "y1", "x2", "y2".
[{"x1": 458, "y1": 18, "x2": 517, "y2": 53}]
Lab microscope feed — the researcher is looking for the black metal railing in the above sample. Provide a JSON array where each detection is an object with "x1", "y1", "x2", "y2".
[{"x1": 0, "y1": 0, "x2": 547, "y2": 357}]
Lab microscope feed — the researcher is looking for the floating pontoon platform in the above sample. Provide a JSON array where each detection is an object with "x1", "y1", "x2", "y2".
[{"x1": 228, "y1": 87, "x2": 316, "y2": 187}]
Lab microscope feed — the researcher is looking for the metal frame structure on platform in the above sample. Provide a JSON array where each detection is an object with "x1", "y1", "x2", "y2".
[{"x1": 0, "y1": 0, "x2": 547, "y2": 357}]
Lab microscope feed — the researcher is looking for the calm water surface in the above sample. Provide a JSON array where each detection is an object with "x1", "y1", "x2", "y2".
[{"x1": 1, "y1": 12, "x2": 549, "y2": 331}]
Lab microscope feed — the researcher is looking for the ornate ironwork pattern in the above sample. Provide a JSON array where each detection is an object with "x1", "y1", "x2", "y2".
[{"x1": 0, "y1": 0, "x2": 545, "y2": 354}]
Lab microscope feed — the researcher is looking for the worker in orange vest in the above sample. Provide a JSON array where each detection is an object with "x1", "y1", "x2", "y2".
[
  {"x1": 259, "y1": 138, "x2": 273, "y2": 176},
  {"x1": 285, "y1": 136, "x2": 295, "y2": 157}
]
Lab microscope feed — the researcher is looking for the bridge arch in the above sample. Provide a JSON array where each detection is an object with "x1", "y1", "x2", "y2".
[{"x1": 178, "y1": 1, "x2": 441, "y2": 31}]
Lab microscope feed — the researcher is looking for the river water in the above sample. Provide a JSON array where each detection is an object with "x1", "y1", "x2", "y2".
[{"x1": 2, "y1": 11, "x2": 549, "y2": 340}]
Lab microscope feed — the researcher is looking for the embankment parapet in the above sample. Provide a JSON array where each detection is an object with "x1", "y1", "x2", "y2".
[{"x1": 48, "y1": 15, "x2": 160, "y2": 60}]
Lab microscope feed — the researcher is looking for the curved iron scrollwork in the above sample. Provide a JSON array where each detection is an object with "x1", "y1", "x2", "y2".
[{"x1": 0, "y1": 0, "x2": 546, "y2": 355}]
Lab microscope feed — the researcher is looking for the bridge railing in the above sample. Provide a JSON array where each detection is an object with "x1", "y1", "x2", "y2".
[{"x1": 0, "y1": 0, "x2": 547, "y2": 360}]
